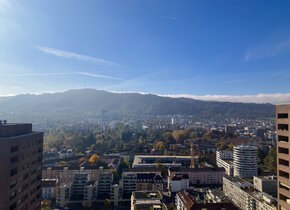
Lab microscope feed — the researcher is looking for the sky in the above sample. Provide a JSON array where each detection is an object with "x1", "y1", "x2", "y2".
[{"x1": 1, "y1": 0, "x2": 290, "y2": 104}]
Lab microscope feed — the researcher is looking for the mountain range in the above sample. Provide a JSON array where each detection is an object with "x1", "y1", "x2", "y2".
[{"x1": 0, "y1": 89, "x2": 275, "y2": 121}]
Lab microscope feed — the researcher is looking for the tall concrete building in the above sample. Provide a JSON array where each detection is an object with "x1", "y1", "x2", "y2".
[
  {"x1": 276, "y1": 105, "x2": 290, "y2": 210},
  {"x1": 233, "y1": 145, "x2": 258, "y2": 178},
  {"x1": 0, "y1": 122, "x2": 43, "y2": 210}
]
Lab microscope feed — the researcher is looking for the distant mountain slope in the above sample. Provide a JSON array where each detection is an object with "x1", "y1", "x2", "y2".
[{"x1": 0, "y1": 89, "x2": 275, "y2": 120}]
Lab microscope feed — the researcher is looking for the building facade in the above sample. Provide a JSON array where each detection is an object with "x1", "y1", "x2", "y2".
[
  {"x1": 168, "y1": 174, "x2": 189, "y2": 193},
  {"x1": 276, "y1": 104, "x2": 290, "y2": 210},
  {"x1": 253, "y1": 176, "x2": 277, "y2": 197},
  {"x1": 168, "y1": 167, "x2": 225, "y2": 185},
  {"x1": 233, "y1": 145, "x2": 258, "y2": 178},
  {"x1": 0, "y1": 123, "x2": 43, "y2": 210},
  {"x1": 223, "y1": 176, "x2": 276, "y2": 210},
  {"x1": 216, "y1": 150, "x2": 234, "y2": 176}
]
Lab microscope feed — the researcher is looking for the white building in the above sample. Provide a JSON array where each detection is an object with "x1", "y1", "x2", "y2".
[
  {"x1": 216, "y1": 150, "x2": 234, "y2": 176},
  {"x1": 233, "y1": 145, "x2": 258, "y2": 178},
  {"x1": 223, "y1": 176, "x2": 276, "y2": 210},
  {"x1": 168, "y1": 174, "x2": 189, "y2": 193}
]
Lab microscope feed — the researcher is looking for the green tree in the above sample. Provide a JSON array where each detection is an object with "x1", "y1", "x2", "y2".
[
  {"x1": 264, "y1": 149, "x2": 277, "y2": 173},
  {"x1": 257, "y1": 148, "x2": 266, "y2": 164}
]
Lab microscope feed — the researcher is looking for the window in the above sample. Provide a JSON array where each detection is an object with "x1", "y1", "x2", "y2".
[
  {"x1": 280, "y1": 193, "x2": 290, "y2": 202},
  {"x1": 278, "y1": 124, "x2": 289, "y2": 131},
  {"x1": 11, "y1": 146, "x2": 18, "y2": 153},
  {"x1": 280, "y1": 182, "x2": 290, "y2": 191},
  {"x1": 278, "y1": 113, "x2": 288, "y2": 119},
  {"x1": 279, "y1": 170, "x2": 289, "y2": 179},
  {"x1": 279, "y1": 135, "x2": 289, "y2": 143},
  {"x1": 279, "y1": 147, "x2": 289, "y2": 154},
  {"x1": 10, "y1": 180, "x2": 17, "y2": 189},
  {"x1": 10, "y1": 156, "x2": 18, "y2": 165},
  {"x1": 10, "y1": 168, "x2": 18, "y2": 177},
  {"x1": 279, "y1": 159, "x2": 289, "y2": 166}
]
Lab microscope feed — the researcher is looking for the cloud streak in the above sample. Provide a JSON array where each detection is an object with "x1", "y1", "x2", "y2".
[
  {"x1": 245, "y1": 38, "x2": 290, "y2": 61},
  {"x1": 77, "y1": 72, "x2": 121, "y2": 80},
  {"x1": 162, "y1": 16, "x2": 177, "y2": 20},
  {"x1": 161, "y1": 93, "x2": 290, "y2": 105},
  {"x1": 36, "y1": 46, "x2": 119, "y2": 66},
  {"x1": 0, "y1": 72, "x2": 121, "y2": 80}
]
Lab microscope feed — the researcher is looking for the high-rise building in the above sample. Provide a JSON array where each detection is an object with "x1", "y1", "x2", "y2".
[
  {"x1": 276, "y1": 105, "x2": 290, "y2": 210},
  {"x1": 233, "y1": 145, "x2": 258, "y2": 178},
  {"x1": 0, "y1": 122, "x2": 43, "y2": 210}
]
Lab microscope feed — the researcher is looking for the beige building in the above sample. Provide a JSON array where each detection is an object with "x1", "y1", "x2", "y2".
[
  {"x1": 131, "y1": 191, "x2": 166, "y2": 210},
  {"x1": 223, "y1": 176, "x2": 276, "y2": 210},
  {"x1": 0, "y1": 123, "x2": 43, "y2": 210},
  {"x1": 276, "y1": 104, "x2": 290, "y2": 210}
]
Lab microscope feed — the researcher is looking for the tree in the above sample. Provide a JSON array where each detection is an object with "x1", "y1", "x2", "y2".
[
  {"x1": 156, "y1": 162, "x2": 168, "y2": 177},
  {"x1": 104, "y1": 198, "x2": 111, "y2": 210},
  {"x1": 257, "y1": 148, "x2": 266, "y2": 164},
  {"x1": 112, "y1": 169, "x2": 119, "y2": 182},
  {"x1": 264, "y1": 149, "x2": 277, "y2": 173},
  {"x1": 154, "y1": 141, "x2": 165, "y2": 154},
  {"x1": 58, "y1": 161, "x2": 68, "y2": 166},
  {"x1": 79, "y1": 157, "x2": 87, "y2": 165},
  {"x1": 229, "y1": 143, "x2": 234, "y2": 151},
  {"x1": 168, "y1": 202, "x2": 176, "y2": 210},
  {"x1": 89, "y1": 154, "x2": 100, "y2": 166},
  {"x1": 215, "y1": 142, "x2": 228, "y2": 150}
]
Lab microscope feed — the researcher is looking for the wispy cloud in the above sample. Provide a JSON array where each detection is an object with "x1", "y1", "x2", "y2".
[
  {"x1": 245, "y1": 38, "x2": 290, "y2": 61},
  {"x1": 36, "y1": 46, "x2": 119, "y2": 66},
  {"x1": 161, "y1": 93, "x2": 290, "y2": 105},
  {"x1": 0, "y1": 72, "x2": 121, "y2": 80},
  {"x1": 162, "y1": 16, "x2": 177, "y2": 20},
  {"x1": 77, "y1": 72, "x2": 121, "y2": 80}
]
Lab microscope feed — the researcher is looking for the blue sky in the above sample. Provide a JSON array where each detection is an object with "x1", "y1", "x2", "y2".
[{"x1": 1, "y1": 0, "x2": 290, "y2": 103}]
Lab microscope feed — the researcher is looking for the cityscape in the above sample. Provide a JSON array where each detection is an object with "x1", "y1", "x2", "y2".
[{"x1": 1, "y1": 1, "x2": 290, "y2": 210}]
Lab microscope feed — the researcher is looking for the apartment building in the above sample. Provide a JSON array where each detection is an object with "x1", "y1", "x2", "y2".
[
  {"x1": 253, "y1": 176, "x2": 277, "y2": 197},
  {"x1": 131, "y1": 191, "x2": 166, "y2": 210},
  {"x1": 121, "y1": 168, "x2": 162, "y2": 199},
  {"x1": 216, "y1": 150, "x2": 234, "y2": 176},
  {"x1": 42, "y1": 165, "x2": 100, "y2": 183},
  {"x1": 168, "y1": 167, "x2": 225, "y2": 185},
  {"x1": 276, "y1": 104, "x2": 290, "y2": 210},
  {"x1": 168, "y1": 174, "x2": 189, "y2": 193},
  {"x1": 223, "y1": 176, "x2": 276, "y2": 210},
  {"x1": 0, "y1": 122, "x2": 43, "y2": 210},
  {"x1": 233, "y1": 145, "x2": 258, "y2": 178},
  {"x1": 175, "y1": 190, "x2": 238, "y2": 210}
]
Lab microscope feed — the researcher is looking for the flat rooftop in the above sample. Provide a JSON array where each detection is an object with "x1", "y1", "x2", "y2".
[
  {"x1": 133, "y1": 155, "x2": 191, "y2": 167},
  {"x1": 132, "y1": 191, "x2": 162, "y2": 200},
  {"x1": 134, "y1": 204, "x2": 166, "y2": 210},
  {"x1": 0, "y1": 123, "x2": 37, "y2": 138}
]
